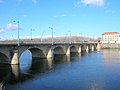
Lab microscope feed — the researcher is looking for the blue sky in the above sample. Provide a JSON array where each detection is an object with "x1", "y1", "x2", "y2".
[{"x1": 0, "y1": 0, "x2": 120, "y2": 40}]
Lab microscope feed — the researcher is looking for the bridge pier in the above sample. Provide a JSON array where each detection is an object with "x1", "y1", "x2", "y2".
[
  {"x1": 86, "y1": 46, "x2": 89, "y2": 53},
  {"x1": 78, "y1": 46, "x2": 81, "y2": 55},
  {"x1": 11, "y1": 50, "x2": 19, "y2": 65},
  {"x1": 66, "y1": 47, "x2": 70, "y2": 56},
  {"x1": 11, "y1": 65, "x2": 20, "y2": 79},
  {"x1": 96, "y1": 43, "x2": 101, "y2": 51},
  {"x1": 47, "y1": 48, "x2": 54, "y2": 59},
  {"x1": 47, "y1": 58, "x2": 53, "y2": 69},
  {"x1": 92, "y1": 45, "x2": 94, "y2": 51}
]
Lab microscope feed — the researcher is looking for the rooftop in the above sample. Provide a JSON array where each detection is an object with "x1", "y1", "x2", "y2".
[{"x1": 102, "y1": 32, "x2": 119, "y2": 35}]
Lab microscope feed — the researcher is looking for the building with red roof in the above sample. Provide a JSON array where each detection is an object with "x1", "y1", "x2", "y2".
[{"x1": 102, "y1": 32, "x2": 120, "y2": 43}]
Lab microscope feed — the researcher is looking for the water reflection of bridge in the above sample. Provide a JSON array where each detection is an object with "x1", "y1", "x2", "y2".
[{"x1": 0, "y1": 57, "x2": 53, "y2": 90}]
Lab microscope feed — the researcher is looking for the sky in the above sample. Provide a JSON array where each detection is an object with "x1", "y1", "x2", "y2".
[{"x1": 0, "y1": 0, "x2": 120, "y2": 40}]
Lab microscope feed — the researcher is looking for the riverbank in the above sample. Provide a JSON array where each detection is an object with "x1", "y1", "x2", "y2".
[{"x1": 101, "y1": 43, "x2": 120, "y2": 49}]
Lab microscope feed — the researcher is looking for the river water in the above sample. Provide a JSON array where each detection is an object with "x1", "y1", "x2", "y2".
[{"x1": 0, "y1": 49, "x2": 120, "y2": 90}]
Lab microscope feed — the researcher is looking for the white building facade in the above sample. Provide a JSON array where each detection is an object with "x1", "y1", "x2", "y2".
[{"x1": 102, "y1": 32, "x2": 120, "y2": 44}]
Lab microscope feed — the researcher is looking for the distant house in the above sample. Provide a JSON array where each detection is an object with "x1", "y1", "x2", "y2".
[{"x1": 102, "y1": 32, "x2": 120, "y2": 44}]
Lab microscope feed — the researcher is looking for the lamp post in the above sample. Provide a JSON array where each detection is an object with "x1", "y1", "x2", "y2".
[
  {"x1": 30, "y1": 29, "x2": 35, "y2": 43},
  {"x1": 30, "y1": 29, "x2": 33, "y2": 43},
  {"x1": 49, "y1": 25, "x2": 54, "y2": 45},
  {"x1": 68, "y1": 30, "x2": 71, "y2": 44},
  {"x1": 13, "y1": 20, "x2": 20, "y2": 46},
  {"x1": 79, "y1": 33, "x2": 82, "y2": 42},
  {"x1": 40, "y1": 31, "x2": 44, "y2": 42}
]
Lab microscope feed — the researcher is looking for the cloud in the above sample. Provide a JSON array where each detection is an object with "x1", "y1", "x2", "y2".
[
  {"x1": 61, "y1": 14, "x2": 68, "y2": 17},
  {"x1": 18, "y1": 0, "x2": 37, "y2": 4},
  {"x1": 74, "y1": 1, "x2": 81, "y2": 8},
  {"x1": 0, "y1": 28, "x2": 4, "y2": 33},
  {"x1": 54, "y1": 14, "x2": 68, "y2": 18},
  {"x1": 74, "y1": 0, "x2": 105, "y2": 7},
  {"x1": 7, "y1": 23, "x2": 18, "y2": 31},
  {"x1": 81, "y1": 0, "x2": 104, "y2": 7},
  {"x1": 32, "y1": 0, "x2": 37, "y2": 4}
]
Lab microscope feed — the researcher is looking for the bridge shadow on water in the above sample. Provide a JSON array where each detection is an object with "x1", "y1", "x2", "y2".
[
  {"x1": 81, "y1": 51, "x2": 88, "y2": 56},
  {"x1": 54, "y1": 52, "x2": 84, "y2": 64},
  {"x1": 54, "y1": 54, "x2": 70, "y2": 64},
  {"x1": 29, "y1": 57, "x2": 52, "y2": 74}
]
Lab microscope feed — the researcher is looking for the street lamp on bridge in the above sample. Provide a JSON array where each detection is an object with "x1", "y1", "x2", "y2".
[
  {"x1": 49, "y1": 25, "x2": 54, "y2": 45},
  {"x1": 30, "y1": 28, "x2": 34, "y2": 43},
  {"x1": 13, "y1": 20, "x2": 20, "y2": 46},
  {"x1": 40, "y1": 31, "x2": 44, "y2": 42},
  {"x1": 68, "y1": 30, "x2": 71, "y2": 44}
]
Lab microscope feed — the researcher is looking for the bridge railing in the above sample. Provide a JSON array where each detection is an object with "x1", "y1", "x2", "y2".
[
  {"x1": 0, "y1": 42, "x2": 18, "y2": 45},
  {"x1": 0, "y1": 41, "x2": 98, "y2": 45}
]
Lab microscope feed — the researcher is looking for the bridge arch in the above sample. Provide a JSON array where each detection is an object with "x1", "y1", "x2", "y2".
[
  {"x1": 0, "y1": 52, "x2": 9, "y2": 64},
  {"x1": 53, "y1": 46, "x2": 66, "y2": 63},
  {"x1": 29, "y1": 48, "x2": 46, "y2": 58},
  {"x1": 19, "y1": 47, "x2": 46, "y2": 60},
  {"x1": 70, "y1": 46, "x2": 78, "y2": 53},
  {"x1": 54, "y1": 46, "x2": 65, "y2": 55}
]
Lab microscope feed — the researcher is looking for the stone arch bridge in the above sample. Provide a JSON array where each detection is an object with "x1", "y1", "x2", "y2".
[{"x1": 0, "y1": 42, "x2": 100, "y2": 65}]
